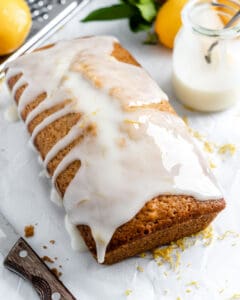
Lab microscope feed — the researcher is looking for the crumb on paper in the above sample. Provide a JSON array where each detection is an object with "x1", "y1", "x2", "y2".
[
  {"x1": 49, "y1": 240, "x2": 55, "y2": 245},
  {"x1": 51, "y1": 268, "x2": 62, "y2": 278},
  {"x1": 218, "y1": 144, "x2": 236, "y2": 155},
  {"x1": 43, "y1": 245, "x2": 48, "y2": 249},
  {"x1": 24, "y1": 225, "x2": 34, "y2": 238},
  {"x1": 125, "y1": 289, "x2": 132, "y2": 296},
  {"x1": 54, "y1": 257, "x2": 58, "y2": 260},
  {"x1": 42, "y1": 256, "x2": 54, "y2": 263},
  {"x1": 136, "y1": 265, "x2": 144, "y2": 272},
  {"x1": 59, "y1": 265, "x2": 62, "y2": 269}
]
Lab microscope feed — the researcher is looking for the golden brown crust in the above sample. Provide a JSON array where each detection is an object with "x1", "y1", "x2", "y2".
[
  {"x1": 80, "y1": 212, "x2": 218, "y2": 264},
  {"x1": 6, "y1": 39, "x2": 225, "y2": 264}
]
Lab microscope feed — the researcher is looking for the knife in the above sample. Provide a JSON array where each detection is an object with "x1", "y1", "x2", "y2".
[{"x1": 0, "y1": 210, "x2": 76, "y2": 300}]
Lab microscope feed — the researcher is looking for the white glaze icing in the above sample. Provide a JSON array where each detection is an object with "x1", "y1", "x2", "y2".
[
  {"x1": 5, "y1": 36, "x2": 222, "y2": 263},
  {"x1": 64, "y1": 215, "x2": 88, "y2": 252},
  {"x1": 50, "y1": 188, "x2": 63, "y2": 206}
]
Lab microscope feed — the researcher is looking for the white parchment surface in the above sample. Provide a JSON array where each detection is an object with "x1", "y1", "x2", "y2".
[{"x1": 0, "y1": 1, "x2": 240, "y2": 299}]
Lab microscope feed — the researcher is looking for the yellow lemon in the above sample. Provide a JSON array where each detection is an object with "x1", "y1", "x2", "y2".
[
  {"x1": 155, "y1": 0, "x2": 189, "y2": 49},
  {"x1": 214, "y1": 0, "x2": 239, "y2": 25},
  {"x1": 0, "y1": 0, "x2": 32, "y2": 56}
]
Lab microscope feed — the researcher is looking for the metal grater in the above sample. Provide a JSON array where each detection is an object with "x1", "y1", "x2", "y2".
[{"x1": 0, "y1": 0, "x2": 89, "y2": 78}]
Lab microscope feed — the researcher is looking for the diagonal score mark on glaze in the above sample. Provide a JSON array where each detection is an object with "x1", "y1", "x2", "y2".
[{"x1": 5, "y1": 36, "x2": 222, "y2": 263}]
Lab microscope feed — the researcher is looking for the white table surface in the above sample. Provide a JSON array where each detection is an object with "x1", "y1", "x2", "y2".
[{"x1": 1, "y1": 1, "x2": 240, "y2": 299}]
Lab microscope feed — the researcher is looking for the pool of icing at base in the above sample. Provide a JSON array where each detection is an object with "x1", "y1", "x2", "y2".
[{"x1": 5, "y1": 36, "x2": 222, "y2": 263}]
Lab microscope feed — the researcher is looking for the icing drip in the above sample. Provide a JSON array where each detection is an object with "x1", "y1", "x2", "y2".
[
  {"x1": 64, "y1": 215, "x2": 88, "y2": 252},
  {"x1": 6, "y1": 36, "x2": 222, "y2": 263},
  {"x1": 4, "y1": 104, "x2": 19, "y2": 122}
]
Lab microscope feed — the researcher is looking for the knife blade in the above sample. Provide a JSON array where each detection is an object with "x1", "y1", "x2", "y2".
[{"x1": 0, "y1": 210, "x2": 76, "y2": 300}]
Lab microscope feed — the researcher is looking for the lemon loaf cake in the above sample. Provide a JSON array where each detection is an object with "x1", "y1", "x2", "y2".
[{"x1": 5, "y1": 36, "x2": 225, "y2": 264}]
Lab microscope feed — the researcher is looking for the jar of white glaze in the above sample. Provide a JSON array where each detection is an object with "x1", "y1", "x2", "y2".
[{"x1": 173, "y1": 0, "x2": 240, "y2": 112}]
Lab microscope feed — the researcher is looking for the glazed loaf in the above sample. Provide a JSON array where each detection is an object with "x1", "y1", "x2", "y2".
[{"x1": 5, "y1": 36, "x2": 225, "y2": 264}]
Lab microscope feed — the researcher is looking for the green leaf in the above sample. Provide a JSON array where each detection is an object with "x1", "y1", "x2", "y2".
[
  {"x1": 136, "y1": 0, "x2": 157, "y2": 22},
  {"x1": 127, "y1": 0, "x2": 157, "y2": 21},
  {"x1": 129, "y1": 14, "x2": 152, "y2": 32},
  {"x1": 82, "y1": 4, "x2": 135, "y2": 22}
]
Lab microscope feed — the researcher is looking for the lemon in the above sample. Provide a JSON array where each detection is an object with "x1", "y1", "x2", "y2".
[
  {"x1": 0, "y1": 0, "x2": 32, "y2": 56},
  {"x1": 155, "y1": 0, "x2": 188, "y2": 49},
  {"x1": 214, "y1": 0, "x2": 239, "y2": 25}
]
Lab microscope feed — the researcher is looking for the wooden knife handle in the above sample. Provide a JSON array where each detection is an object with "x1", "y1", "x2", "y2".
[{"x1": 4, "y1": 238, "x2": 76, "y2": 300}]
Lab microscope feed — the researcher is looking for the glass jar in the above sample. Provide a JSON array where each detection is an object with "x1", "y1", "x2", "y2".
[{"x1": 172, "y1": 0, "x2": 240, "y2": 112}]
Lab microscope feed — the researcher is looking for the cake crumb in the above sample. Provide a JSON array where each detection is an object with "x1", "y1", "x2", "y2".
[
  {"x1": 24, "y1": 225, "x2": 34, "y2": 238},
  {"x1": 43, "y1": 245, "x2": 48, "y2": 249},
  {"x1": 42, "y1": 256, "x2": 54, "y2": 263},
  {"x1": 136, "y1": 265, "x2": 144, "y2": 272},
  {"x1": 218, "y1": 144, "x2": 236, "y2": 155},
  {"x1": 49, "y1": 240, "x2": 55, "y2": 245},
  {"x1": 125, "y1": 289, "x2": 132, "y2": 296},
  {"x1": 51, "y1": 268, "x2": 62, "y2": 278}
]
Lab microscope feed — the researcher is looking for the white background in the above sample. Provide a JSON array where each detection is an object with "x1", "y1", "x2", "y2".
[{"x1": 0, "y1": 1, "x2": 240, "y2": 299}]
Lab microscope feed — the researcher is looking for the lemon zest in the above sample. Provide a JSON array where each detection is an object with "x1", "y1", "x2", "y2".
[
  {"x1": 218, "y1": 144, "x2": 236, "y2": 155},
  {"x1": 125, "y1": 289, "x2": 132, "y2": 296}
]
